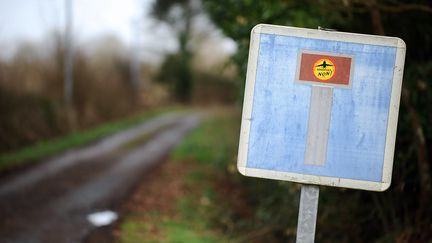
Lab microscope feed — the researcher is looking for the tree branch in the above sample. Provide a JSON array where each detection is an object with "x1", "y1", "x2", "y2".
[
  {"x1": 401, "y1": 87, "x2": 432, "y2": 226},
  {"x1": 378, "y1": 3, "x2": 432, "y2": 14}
]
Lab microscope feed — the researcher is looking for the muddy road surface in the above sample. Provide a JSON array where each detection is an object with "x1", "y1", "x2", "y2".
[{"x1": 0, "y1": 112, "x2": 201, "y2": 243}]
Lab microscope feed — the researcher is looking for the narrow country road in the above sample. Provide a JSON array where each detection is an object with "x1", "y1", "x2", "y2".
[{"x1": 0, "y1": 111, "x2": 201, "y2": 243}]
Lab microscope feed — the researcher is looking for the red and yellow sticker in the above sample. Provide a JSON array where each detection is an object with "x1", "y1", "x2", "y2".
[
  {"x1": 312, "y1": 58, "x2": 335, "y2": 81},
  {"x1": 297, "y1": 51, "x2": 352, "y2": 86}
]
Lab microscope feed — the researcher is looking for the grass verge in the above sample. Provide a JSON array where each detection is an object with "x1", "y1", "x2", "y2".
[
  {"x1": 117, "y1": 109, "x2": 244, "y2": 243},
  {"x1": 0, "y1": 107, "x2": 181, "y2": 171}
]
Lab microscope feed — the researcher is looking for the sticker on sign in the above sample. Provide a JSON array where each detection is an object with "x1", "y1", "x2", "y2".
[
  {"x1": 296, "y1": 50, "x2": 354, "y2": 87},
  {"x1": 237, "y1": 24, "x2": 406, "y2": 191}
]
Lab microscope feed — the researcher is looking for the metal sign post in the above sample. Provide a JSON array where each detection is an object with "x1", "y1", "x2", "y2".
[
  {"x1": 237, "y1": 24, "x2": 406, "y2": 242},
  {"x1": 64, "y1": 0, "x2": 74, "y2": 106},
  {"x1": 296, "y1": 185, "x2": 319, "y2": 243}
]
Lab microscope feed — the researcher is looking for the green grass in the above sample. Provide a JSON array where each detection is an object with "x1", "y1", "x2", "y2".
[
  {"x1": 161, "y1": 221, "x2": 219, "y2": 243},
  {"x1": 172, "y1": 111, "x2": 240, "y2": 168},
  {"x1": 120, "y1": 214, "x2": 222, "y2": 243},
  {"x1": 120, "y1": 219, "x2": 154, "y2": 243},
  {"x1": 119, "y1": 173, "x2": 232, "y2": 243},
  {"x1": 0, "y1": 107, "x2": 181, "y2": 171},
  {"x1": 118, "y1": 110, "x2": 242, "y2": 243}
]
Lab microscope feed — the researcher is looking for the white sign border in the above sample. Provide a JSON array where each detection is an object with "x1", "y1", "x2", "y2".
[{"x1": 237, "y1": 24, "x2": 406, "y2": 191}]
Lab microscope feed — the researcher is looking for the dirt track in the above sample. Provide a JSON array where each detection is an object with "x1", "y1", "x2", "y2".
[{"x1": 0, "y1": 112, "x2": 201, "y2": 243}]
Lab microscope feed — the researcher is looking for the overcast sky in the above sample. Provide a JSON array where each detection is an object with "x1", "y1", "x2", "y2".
[
  {"x1": 0, "y1": 0, "x2": 145, "y2": 44},
  {"x1": 0, "y1": 0, "x2": 236, "y2": 62}
]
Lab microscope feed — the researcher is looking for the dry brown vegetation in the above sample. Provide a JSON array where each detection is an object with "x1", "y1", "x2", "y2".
[
  {"x1": 0, "y1": 34, "x2": 145, "y2": 153},
  {"x1": 0, "y1": 32, "x2": 238, "y2": 155}
]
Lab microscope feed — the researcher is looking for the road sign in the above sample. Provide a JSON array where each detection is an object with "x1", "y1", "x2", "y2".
[{"x1": 237, "y1": 24, "x2": 406, "y2": 191}]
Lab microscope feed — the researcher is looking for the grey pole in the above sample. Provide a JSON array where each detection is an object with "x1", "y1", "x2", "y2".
[
  {"x1": 130, "y1": 18, "x2": 141, "y2": 93},
  {"x1": 64, "y1": 0, "x2": 74, "y2": 106},
  {"x1": 296, "y1": 184, "x2": 319, "y2": 243}
]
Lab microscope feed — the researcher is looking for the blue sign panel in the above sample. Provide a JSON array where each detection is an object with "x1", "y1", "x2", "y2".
[{"x1": 237, "y1": 24, "x2": 406, "y2": 191}]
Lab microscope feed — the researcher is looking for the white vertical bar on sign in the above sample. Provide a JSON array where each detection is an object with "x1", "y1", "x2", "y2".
[
  {"x1": 296, "y1": 185, "x2": 320, "y2": 243},
  {"x1": 304, "y1": 86, "x2": 333, "y2": 165}
]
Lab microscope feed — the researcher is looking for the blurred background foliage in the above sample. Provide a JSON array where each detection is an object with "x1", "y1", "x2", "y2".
[
  {"x1": 0, "y1": 33, "x2": 139, "y2": 152},
  {"x1": 0, "y1": 0, "x2": 237, "y2": 155}
]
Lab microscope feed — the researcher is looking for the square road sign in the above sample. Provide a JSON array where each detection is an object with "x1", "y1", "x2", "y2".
[{"x1": 237, "y1": 24, "x2": 406, "y2": 191}]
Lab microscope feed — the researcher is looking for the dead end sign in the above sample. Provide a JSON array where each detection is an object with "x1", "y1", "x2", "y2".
[{"x1": 237, "y1": 24, "x2": 406, "y2": 191}]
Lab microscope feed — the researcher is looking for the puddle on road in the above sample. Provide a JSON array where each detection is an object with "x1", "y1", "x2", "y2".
[{"x1": 87, "y1": 210, "x2": 118, "y2": 227}]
